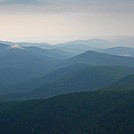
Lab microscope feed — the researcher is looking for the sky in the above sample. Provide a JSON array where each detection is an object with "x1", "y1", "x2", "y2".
[{"x1": 0, "y1": 0, "x2": 134, "y2": 43}]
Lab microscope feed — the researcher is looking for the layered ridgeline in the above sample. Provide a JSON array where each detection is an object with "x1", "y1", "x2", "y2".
[
  {"x1": 0, "y1": 83, "x2": 134, "y2": 134},
  {"x1": 0, "y1": 43, "x2": 62, "y2": 87},
  {"x1": 0, "y1": 41, "x2": 134, "y2": 99},
  {"x1": 0, "y1": 39, "x2": 115, "y2": 54},
  {"x1": 25, "y1": 46, "x2": 75, "y2": 60},
  {"x1": 0, "y1": 65, "x2": 134, "y2": 100},
  {"x1": 58, "y1": 50, "x2": 134, "y2": 69},
  {"x1": 103, "y1": 46, "x2": 134, "y2": 57},
  {"x1": 0, "y1": 40, "x2": 134, "y2": 134},
  {"x1": 110, "y1": 74, "x2": 134, "y2": 88}
]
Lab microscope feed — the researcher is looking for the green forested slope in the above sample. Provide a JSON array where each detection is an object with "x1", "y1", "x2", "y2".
[{"x1": 0, "y1": 87, "x2": 134, "y2": 134}]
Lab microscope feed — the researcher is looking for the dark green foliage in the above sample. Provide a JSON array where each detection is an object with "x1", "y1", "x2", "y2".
[{"x1": 0, "y1": 88, "x2": 134, "y2": 134}]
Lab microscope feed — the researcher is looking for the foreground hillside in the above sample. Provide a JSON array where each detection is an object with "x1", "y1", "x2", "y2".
[{"x1": 0, "y1": 86, "x2": 134, "y2": 134}]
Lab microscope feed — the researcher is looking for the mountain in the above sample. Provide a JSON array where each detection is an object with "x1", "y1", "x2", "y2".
[
  {"x1": 30, "y1": 66, "x2": 134, "y2": 99},
  {"x1": 0, "y1": 87, "x2": 134, "y2": 134},
  {"x1": 0, "y1": 64, "x2": 90, "y2": 94},
  {"x1": 55, "y1": 43, "x2": 95, "y2": 54},
  {"x1": 54, "y1": 39, "x2": 115, "y2": 54},
  {"x1": 0, "y1": 43, "x2": 10, "y2": 50},
  {"x1": 58, "y1": 50, "x2": 134, "y2": 68},
  {"x1": 56, "y1": 39, "x2": 115, "y2": 49},
  {"x1": 0, "y1": 44, "x2": 60, "y2": 89},
  {"x1": 26, "y1": 46, "x2": 75, "y2": 60},
  {"x1": 1, "y1": 43, "x2": 134, "y2": 97},
  {"x1": 0, "y1": 39, "x2": 120, "y2": 56},
  {"x1": 114, "y1": 35, "x2": 134, "y2": 47},
  {"x1": 103, "y1": 46, "x2": 134, "y2": 57},
  {"x1": 18, "y1": 42, "x2": 51, "y2": 47},
  {"x1": 0, "y1": 67, "x2": 39, "y2": 87},
  {"x1": 110, "y1": 74, "x2": 134, "y2": 88},
  {"x1": 0, "y1": 41, "x2": 53, "y2": 49},
  {"x1": 0, "y1": 40, "x2": 134, "y2": 133},
  {"x1": 86, "y1": 39, "x2": 116, "y2": 48},
  {"x1": 1, "y1": 65, "x2": 134, "y2": 100},
  {"x1": 0, "y1": 41, "x2": 14, "y2": 46},
  {"x1": 0, "y1": 47, "x2": 59, "y2": 73}
]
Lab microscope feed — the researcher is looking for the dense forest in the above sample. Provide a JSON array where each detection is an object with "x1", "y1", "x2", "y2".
[{"x1": 0, "y1": 85, "x2": 134, "y2": 134}]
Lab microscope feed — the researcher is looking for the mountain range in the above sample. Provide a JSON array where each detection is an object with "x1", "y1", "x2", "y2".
[
  {"x1": 103, "y1": 46, "x2": 134, "y2": 57},
  {"x1": 0, "y1": 39, "x2": 134, "y2": 134},
  {"x1": 0, "y1": 41, "x2": 134, "y2": 99},
  {"x1": 0, "y1": 65, "x2": 134, "y2": 100}
]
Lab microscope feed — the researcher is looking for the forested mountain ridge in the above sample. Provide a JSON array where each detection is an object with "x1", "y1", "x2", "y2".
[{"x1": 0, "y1": 86, "x2": 134, "y2": 134}]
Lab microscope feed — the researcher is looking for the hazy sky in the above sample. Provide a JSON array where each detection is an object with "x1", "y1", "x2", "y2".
[{"x1": 0, "y1": 0, "x2": 134, "y2": 43}]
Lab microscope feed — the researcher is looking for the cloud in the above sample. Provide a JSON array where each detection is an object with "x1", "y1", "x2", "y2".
[
  {"x1": 0, "y1": 0, "x2": 134, "y2": 13},
  {"x1": 1, "y1": 0, "x2": 134, "y2": 5},
  {"x1": 1, "y1": 0, "x2": 40, "y2": 4}
]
